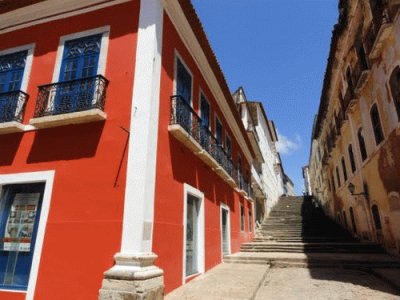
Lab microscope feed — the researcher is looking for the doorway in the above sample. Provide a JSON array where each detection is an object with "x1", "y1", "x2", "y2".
[{"x1": 220, "y1": 204, "x2": 231, "y2": 256}]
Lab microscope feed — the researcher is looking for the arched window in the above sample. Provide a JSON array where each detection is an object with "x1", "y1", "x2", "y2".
[
  {"x1": 343, "y1": 210, "x2": 348, "y2": 228},
  {"x1": 370, "y1": 104, "x2": 384, "y2": 145},
  {"x1": 336, "y1": 166, "x2": 341, "y2": 187},
  {"x1": 357, "y1": 128, "x2": 368, "y2": 161},
  {"x1": 348, "y1": 144, "x2": 356, "y2": 173},
  {"x1": 341, "y1": 157, "x2": 348, "y2": 182},
  {"x1": 389, "y1": 66, "x2": 400, "y2": 120},
  {"x1": 349, "y1": 207, "x2": 357, "y2": 234},
  {"x1": 371, "y1": 204, "x2": 382, "y2": 230}
]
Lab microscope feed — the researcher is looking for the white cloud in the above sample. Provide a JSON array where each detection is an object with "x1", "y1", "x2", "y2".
[{"x1": 276, "y1": 133, "x2": 301, "y2": 155}]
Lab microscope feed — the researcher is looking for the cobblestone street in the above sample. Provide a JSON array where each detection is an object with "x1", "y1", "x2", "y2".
[{"x1": 167, "y1": 264, "x2": 400, "y2": 300}]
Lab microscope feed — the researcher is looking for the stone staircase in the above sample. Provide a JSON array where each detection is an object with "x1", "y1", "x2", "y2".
[{"x1": 225, "y1": 196, "x2": 400, "y2": 268}]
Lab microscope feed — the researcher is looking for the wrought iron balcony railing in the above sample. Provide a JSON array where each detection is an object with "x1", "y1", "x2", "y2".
[
  {"x1": 34, "y1": 75, "x2": 109, "y2": 118},
  {"x1": 170, "y1": 95, "x2": 241, "y2": 185},
  {"x1": 0, "y1": 90, "x2": 29, "y2": 123}
]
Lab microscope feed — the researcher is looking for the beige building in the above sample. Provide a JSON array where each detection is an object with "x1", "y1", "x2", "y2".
[{"x1": 309, "y1": 0, "x2": 400, "y2": 255}]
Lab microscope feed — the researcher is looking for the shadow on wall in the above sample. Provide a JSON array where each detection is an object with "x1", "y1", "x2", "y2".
[
  {"x1": 0, "y1": 132, "x2": 23, "y2": 166},
  {"x1": 27, "y1": 121, "x2": 105, "y2": 163},
  {"x1": 169, "y1": 135, "x2": 235, "y2": 213}
]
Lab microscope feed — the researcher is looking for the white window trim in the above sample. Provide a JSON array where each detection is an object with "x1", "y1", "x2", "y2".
[
  {"x1": 174, "y1": 50, "x2": 193, "y2": 107},
  {"x1": 0, "y1": 170, "x2": 55, "y2": 300},
  {"x1": 220, "y1": 202, "x2": 231, "y2": 255},
  {"x1": 51, "y1": 26, "x2": 110, "y2": 83},
  {"x1": 0, "y1": 44, "x2": 35, "y2": 93},
  {"x1": 182, "y1": 183, "x2": 204, "y2": 284}
]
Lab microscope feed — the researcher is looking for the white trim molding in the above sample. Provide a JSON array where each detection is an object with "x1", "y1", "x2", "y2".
[
  {"x1": 0, "y1": 170, "x2": 55, "y2": 300},
  {"x1": 182, "y1": 183, "x2": 205, "y2": 284}
]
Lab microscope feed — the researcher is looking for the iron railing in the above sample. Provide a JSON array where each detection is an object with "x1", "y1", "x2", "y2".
[
  {"x1": 170, "y1": 95, "x2": 243, "y2": 186},
  {"x1": 0, "y1": 90, "x2": 29, "y2": 123},
  {"x1": 34, "y1": 75, "x2": 109, "y2": 118}
]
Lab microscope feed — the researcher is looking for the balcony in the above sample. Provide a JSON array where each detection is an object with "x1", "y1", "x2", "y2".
[
  {"x1": 169, "y1": 95, "x2": 250, "y2": 195},
  {"x1": 0, "y1": 90, "x2": 28, "y2": 134},
  {"x1": 30, "y1": 75, "x2": 109, "y2": 129},
  {"x1": 352, "y1": 57, "x2": 371, "y2": 94},
  {"x1": 365, "y1": 2, "x2": 393, "y2": 59}
]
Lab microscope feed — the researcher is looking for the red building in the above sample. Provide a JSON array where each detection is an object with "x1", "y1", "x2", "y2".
[{"x1": 0, "y1": 1, "x2": 256, "y2": 298}]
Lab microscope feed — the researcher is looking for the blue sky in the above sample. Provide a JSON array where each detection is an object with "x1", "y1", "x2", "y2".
[{"x1": 191, "y1": 0, "x2": 338, "y2": 194}]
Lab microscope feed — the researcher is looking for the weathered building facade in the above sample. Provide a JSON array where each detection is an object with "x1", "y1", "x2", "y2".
[{"x1": 310, "y1": 0, "x2": 400, "y2": 255}]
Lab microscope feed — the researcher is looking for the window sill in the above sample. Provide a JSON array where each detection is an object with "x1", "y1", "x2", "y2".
[
  {"x1": 29, "y1": 108, "x2": 106, "y2": 129},
  {"x1": 0, "y1": 121, "x2": 25, "y2": 135}
]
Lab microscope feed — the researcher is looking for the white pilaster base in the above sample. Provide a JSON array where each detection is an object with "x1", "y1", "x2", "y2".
[{"x1": 99, "y1": 253, "x2": 164, "y2": 300}]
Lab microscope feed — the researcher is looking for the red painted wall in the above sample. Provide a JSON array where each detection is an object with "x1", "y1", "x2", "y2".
[
  {"x1": 0, "y1": 1, "x2": 140, "y2": 299},
  {"x1": 153, "y1": 13, "x2": 254, "y2": 294}
]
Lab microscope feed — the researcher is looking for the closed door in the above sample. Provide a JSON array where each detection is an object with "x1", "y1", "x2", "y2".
[
  {"x1": 186, "y1": 195, "x2": 199, "y2": 276},
  {"x1": 221, "y1": 208, "x2": 230, "y2": 255}
]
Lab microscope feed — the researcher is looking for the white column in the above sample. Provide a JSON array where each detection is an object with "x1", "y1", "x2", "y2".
[
  {"x1": 121, "y1": 0, "x2": 164, "y2": 254},
  {"x1": 99, "y1": 0, "x2": 164, "y2": 298}
]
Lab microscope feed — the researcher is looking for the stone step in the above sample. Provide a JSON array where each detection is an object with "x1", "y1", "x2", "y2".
[{"x1": 224, "y1": 252, "x2": 400, "y2": 268}]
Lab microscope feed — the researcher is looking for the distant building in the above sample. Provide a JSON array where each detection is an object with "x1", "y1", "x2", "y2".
[
  {"x1": 302, "y1": 165, "x2": 312, "y2": 196},
  {"x1": 309, "y1": 0, "x2": 400, "y2": 255},
  {"x1": 232, "y1": 87, "x2": 285, "y2": 219},
  {"x1": 283, "y1": 174, "x2": 296, "y2": 196}
]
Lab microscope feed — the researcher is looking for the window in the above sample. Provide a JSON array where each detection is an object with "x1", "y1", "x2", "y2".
[
  {"x1": 348, "y1": 145, "x2": 356, "y2": 173},
  {"x1": 0, "y1": 50, "x2": 28, "y2": 123},
  {"x1": 336, "y1": 166, "x2": 341, "y2": 187},
  {"x1": 225, "y1": 135, "x2": 232, "y2": 159},
  {"x1": 199, "y1": 94, "x2": 210, "y2": 150},
  {"x1": 176, "y1": 58, "x2": 192, "y2": 104},
  {"x1": 370, "y1": 104, "x2": 384, "y2": 145},
  {"x1": 240, "y1": 203, "x2": 244, "y2": 231},
  {"x1": 248, "y1": 209, "x2": 252, "y2": 232},
  {"x1": 357, "y1": 128, "x2": 368, "y2": 161},
  {"x1": 371, "y1": 204, "x2": 382, "y2": 230},
  {"x1": 389, "y1": 66, "x2": 400, "y2": 120},
  {"x1": 331, "y1": 173, "x2": 336, "y2": 192},
  {"x1": 55, "y1": 34, "x2": 102, "y2": 114},
  {"x1": 341, "y1": 157, "x2": 348, "y2": 182},
  {"x1": 200, "y1": 94, "x2": 210, "y2": 129},
  {"x1": 342, "y1": 210, "x2": 348, "y2": 228},
  {"x1": 237, "y1": 157, "x2": 243, "y2": 189},
  {"x1": 349, "y1": 207, "x2": 357, "y2": 234},
  {"x1": 0, "y1": 183, "x2": 44, "y2": 290},
  {"x1": 215, "y1": 117, "x2": 223, "y2": 146}
]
